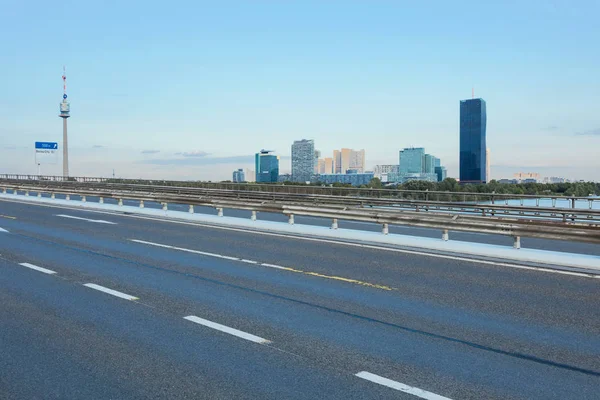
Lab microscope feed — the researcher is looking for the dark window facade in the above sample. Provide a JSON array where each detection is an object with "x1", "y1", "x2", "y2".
[
  {"x1": 255, "y1": 153, "x2": 279, "y2": 183},
  {"x1": 460, "y1": 99, "x2": 487, "y2": 183}
]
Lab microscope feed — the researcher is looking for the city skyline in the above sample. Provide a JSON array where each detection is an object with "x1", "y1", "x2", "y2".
[{"x1": 1, "y1": 1, "x2": 599, "y2": 181}]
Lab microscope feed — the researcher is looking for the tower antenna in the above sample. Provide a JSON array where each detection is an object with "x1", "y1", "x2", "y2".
[
  {"x1": 63, "y1": 66, "x2": 67, "y2": 95},
  {"x1": 59, "y1": 66, "x2": 71, "y2": 178},
  {"x1": 472, "y1": 87, "x2": 474, "y2": 99}
]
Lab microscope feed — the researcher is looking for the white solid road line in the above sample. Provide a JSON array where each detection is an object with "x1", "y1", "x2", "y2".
[
  {"x1": 4, "y1": 197, "x2": 597, "y2": 279},
  {"x1": 356, "y1": 371, "x2": 453, "y2": 400},
  {"x1": 131, "y1": 239, "x2": 246, "y2": 262},
  {"x1": 0, "y1": 227, "x2": 8, "y2": 232},
  {"x1": 56, "y1": 214, "x2": 117, "y2": 224},
  {"x1": 184, "y1": 315, "x2": 271, "y2": 344},
  {"x1": 83, "y1": 283, "x2": 138, "y2": 301},
  {"x1": 19, "y1": 262, "x2": 57, "y2": 275}
]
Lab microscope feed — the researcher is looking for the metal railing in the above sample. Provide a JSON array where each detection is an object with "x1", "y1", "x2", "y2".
[
  {"x1": 2, "y1": 181, "x2": 600, "y2": 224},
  {"x1": 2, "y1": 184, "x2": 599, "y2": 248},
  {"x1": 1, "y1": 174, "x2": 598, "y2": 207}
]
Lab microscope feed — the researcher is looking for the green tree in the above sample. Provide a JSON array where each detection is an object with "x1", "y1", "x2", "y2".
[{"x1": 367, "y1": 177, "x2": 383, "y2": 189}]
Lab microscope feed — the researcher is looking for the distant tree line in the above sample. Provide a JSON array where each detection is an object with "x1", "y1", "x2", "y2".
[{"x1": 104, "y1": 177, "x2": 598, "y2": 198}]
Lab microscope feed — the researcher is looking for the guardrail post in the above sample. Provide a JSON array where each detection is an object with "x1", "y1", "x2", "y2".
[
  {"x1": 188, "y1": 204, "x2": 193, "y2": 213},
  {"x1": 2, "y1": 188, "x2": 6, "y2": 194},
  {"x1": 590, "y1": 200, "x2": 593, "y2": 210},
  {"x1": 51, "y1": 193, "x2": 55, "y2": 199},
  {"x1": 140, "y1": 200, "x2": 145, "y2": 208},
  {"x1": 13, "y1": 189, "x2": 18, "y2": 195},
  {"x1": 251, "y1": 210, "x2": 257, "y2": 221},
  {"x1": 552, "y1": 198, "x2": 556, "y2": 208},
  {"x1": 513, "y1": 236, "x2": 521, "y2": 249},
  {"x1": 65, "y1": 194, "x2": 70, "y2": 201},
  {"x1": 382, "y1": 223, "x2": 389, "y2": 235},
  {"x1": 25, "y1": 191, "x2": 29, "y2": 196},
  {"x1": 442, "y1": 229, "x2": 449, "y2": 241},
  {"x1": 288, "y1": 214, "x2": 294, "y2": 224},
  {"x1": 118, "y1": 198, "x2": 123, "y2": 206},
  {"x1": 331, "y1": 218, "x2": 338, "y2": 229},
  {"x1": 37, "y1": 192, "x2": 41, "y2": 198},
  {"x1": 217, "y1": 208, "x2": 223, "y2": 217},
  {"x1": 162, "y1": 202, "x2": 168, "y2": 211},
  {"x1": 99, "y1": 197, "x2": 104, "y2": 204},
  {"x1": 81, "y1": 196, "x2": 86, "y2": 202}
]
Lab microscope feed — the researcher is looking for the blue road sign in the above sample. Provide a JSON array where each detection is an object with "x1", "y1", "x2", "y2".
[{"x1": 35, "y1": 142, "x2": 58, "y2": 150}]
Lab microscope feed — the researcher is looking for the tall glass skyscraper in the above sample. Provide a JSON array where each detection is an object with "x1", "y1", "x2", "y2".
[
  {"x1": 255, "y1": 150, "x2": 279, "y2": 183},
  {"x1": 460, "y1": 98, "x2": 487, "y2": 183},
  {"x1": 291, "y1": 139, "x2": 315, "y2": 183}
]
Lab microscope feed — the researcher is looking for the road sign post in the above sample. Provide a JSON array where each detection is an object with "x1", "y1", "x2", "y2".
[{"x1": 35, "y1": 142, "x2": 59, "y2": 169}]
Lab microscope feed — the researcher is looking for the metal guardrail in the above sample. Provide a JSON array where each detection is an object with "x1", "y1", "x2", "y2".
[
  {"x1": 2, "y1": 185, "x2": 599, "y2": 248},
  {"x1": 2, "y1": 182, "x2": 600, "y2": 224},
  {"x1": 1, "y1": 174, "x2": 598, "y2": 207}
]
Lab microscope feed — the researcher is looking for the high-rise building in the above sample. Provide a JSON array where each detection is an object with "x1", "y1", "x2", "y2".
[
  {"x1": 486, "y1": 148, "x2": 491, "y2": 181},
  {"x1": 232, "y1": 168, "x2": 245, "y2": 183},
  {"x1": 317, "y1": 158, "x2": 326, "y2": 174},
  {"x1": 291, "y1": 139, "x2": 315, "y2": 183},
  {"x1": 333, "y1": 148, "x2": 363, "y2": 173},
  {"x1": 324, "y1": 157, "x2": 334, "y2": 174},
  {"x1": 349, "y1": 149, "x2": 366, "y2": 173},
  {"x1": 435, "y1": 166, "x2": 447, "y2": 182},
  {"x1": 460, "y1": 98, "x2": 487, "y2": 183},
  {"x1": 399, "y1": 147, "x2": 425, "y2": 174},
  {"x1": 423, "y1": 154, "x2": 436, "y2": 174},
  {"x1": 314, "y1": 150, "x2": 321, "y2": 173},
  {"x1": 255, "y1": 150, "x2": 279, "y2": 183},
  {"x1": 245, "y1": 169, "x2": 255, "y2": 182}
]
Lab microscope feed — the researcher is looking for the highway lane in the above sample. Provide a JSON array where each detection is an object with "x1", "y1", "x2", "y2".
[
  {"x1": 1, "y1": 200, "x2": 599, "y2": 399},
  {"x1": 14, "y1": 191, "x2": 600, "y2": 256}
]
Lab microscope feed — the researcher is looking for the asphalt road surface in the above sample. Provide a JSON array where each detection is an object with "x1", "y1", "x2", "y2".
[
  {"x1": 11, "y1": 191, "x2": 600, "y2": 256},
  {"x1": 1, "y1": 199, "x2": 599, "y2": 399}
]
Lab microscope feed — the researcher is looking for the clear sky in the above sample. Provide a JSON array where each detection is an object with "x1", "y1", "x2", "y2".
[{"x1": 1, "y1": 0, "x2": 599, "y2": 181}]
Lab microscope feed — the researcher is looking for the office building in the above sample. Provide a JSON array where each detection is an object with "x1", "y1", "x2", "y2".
[
  {"x1": 423, "y1": 154, "x2": 436, "y2": 174},
  {"x1": 319, "y1": 172, "x2": 375, "y2": 187},
  {"x1": 397, "y1": 147, "x2": 446, "y2": 183},
  {"x1": 460, "y1": 98, "x2": 487, "y2": 183},
  {"x1": 544, "y1": 176, "x2": 567, "y2": 184},
  {"x1": 399, "y1": 147, "x2": 425, "y2": 174},
  {"x1": 255, "y1": 150, "x2": 279, "y2": 183},
  {"x1": 373, "y1": 165, "x2": 399, "y2": 182},
  {"x1": 514, "y1": 172, "x2": 540, "y2": 183},
  {"x1": 486, "y1": 148, "x2": 491, "y2": 181},
  {"x1": 232, "y1": 168, "x2": 245, "y2": 183},
  {"x1": 435, "y1": 166, "x2": 447, "y2": 182},
  {"x1": 291, "y1": 139, "x2": 315, "y2": 183}
]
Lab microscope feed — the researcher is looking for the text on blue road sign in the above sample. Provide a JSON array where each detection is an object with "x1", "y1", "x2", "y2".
[{"x1": 35, "y1": 142, "x2": 58, "y2": 150}]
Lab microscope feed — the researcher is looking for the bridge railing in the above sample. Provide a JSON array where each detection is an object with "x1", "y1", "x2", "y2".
[
  {"x1": 0, "y1": 174, "x2": 598, "y2": 209},
  {"x1": 1, "y1": 184, "x2": 599, "y2": 248}
]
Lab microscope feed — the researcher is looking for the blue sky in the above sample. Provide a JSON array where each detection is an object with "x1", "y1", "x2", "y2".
[{"x1": 1, "y1": 0, "x2": 599, "y2": 180}]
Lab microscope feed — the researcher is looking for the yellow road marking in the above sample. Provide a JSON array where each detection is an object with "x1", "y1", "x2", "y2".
[{"x1": 278, "y1": 266, "x2": 396, "y2": 291}]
